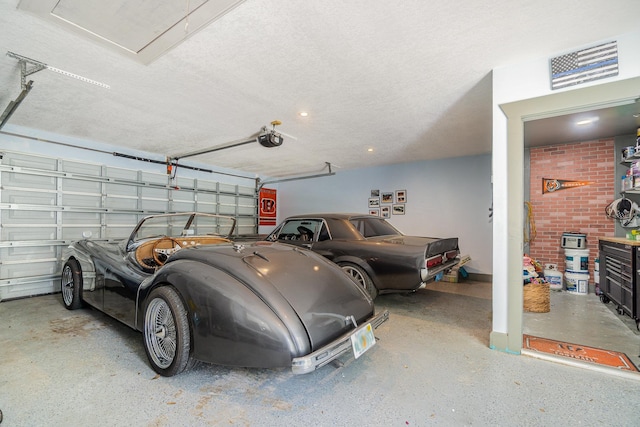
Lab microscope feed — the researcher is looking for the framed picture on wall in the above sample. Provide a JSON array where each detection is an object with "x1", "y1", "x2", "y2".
[
  {"x1": 371, "y1": 189, "x2": 380, "y2": 197},
  {"x1": 368, "y1": 197, "x2": 380, "y2": 208},
  {"x1": 369, "y1": 208, "x2": 380, "y2": 216},
  {"x1": 395, "y1": 190, "x2": 407, "y2": 203},
  {"x1": 381, "y1": 206, "x2": 390, "y2": 218},
  {"x1": 381, "y1": 192, "x2": 393, "y2": 203},
  {"x1": 392, "y1": 204, "x2": 405, "y2": 215}
]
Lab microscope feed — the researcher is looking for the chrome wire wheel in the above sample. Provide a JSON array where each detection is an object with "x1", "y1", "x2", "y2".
[
  {"x1": 60, "y1": 259, "x2": 83, "y2": 310},
  {"x1": 144, "y1": 297, "x2": 177, "y2": 369},
  {"x1": 142, "y1": 286, "x2": 193, "y2": 376},
  {"x1": 61, "y1": 264, "x2": 74, "y2": 307}
]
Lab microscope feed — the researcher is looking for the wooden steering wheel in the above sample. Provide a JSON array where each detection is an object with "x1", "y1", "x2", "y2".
[{"x1": 152, "y1": 236, "x2": 182, "y2": 266}]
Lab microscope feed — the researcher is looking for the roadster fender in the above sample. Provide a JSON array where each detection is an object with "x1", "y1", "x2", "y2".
[{"x1": 138, "y1": 259, "x2": 310, "y2": 368}]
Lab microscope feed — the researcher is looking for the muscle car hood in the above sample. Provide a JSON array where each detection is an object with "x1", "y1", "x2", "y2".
[
  {"x1": 367, "y1": 235, "x2": 459, "y2": 257},
  {"x1": 243, "y1": 244, "x2": 374, "y2": 350}
]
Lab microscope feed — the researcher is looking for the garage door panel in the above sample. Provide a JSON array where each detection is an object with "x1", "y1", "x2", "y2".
[
  {"x1": 62, "y1": 193, "x2": 102, "y2": 208},
  {"x1": 2, "y1": 226, "x2": 57, "y2": 241},
  {"x1": 1, "y1": 150, "x2": 257, "y2": 300},
  {"x1": 140, "y1": 198, "x2": 168, "y2": 211},
  {"x1": 219, "y1": 183, "x2": 236, "y2": 193},
  {"x1": 106, "y1": 196, "x2": 139, "y2": 210},
  {"x1": 171, "y1": 201, "x2": 196, "y2": 212},
  {"x1": 104, "y1": 213, "x2": 139, "y2": 226},
  {"x1": 141, "y1": 171, "x2": 167, "y2": 186},
  {"x1": 238, "y1": 185, "x2": 254, "y2": 196},
  {"x1": 61, "y1": 160, "x2": 102, "y2": 176},
  {"x1": 2, "y1": 171, "x2": 56, "y2": 189},
  {"x1": 0, "y1": 245, "x2": 58, "y2": 263},
  {"x1": 0, "y1": 280, "x2": 57, "y2": 301},
  {"x1": 61, "y1": 211, "x2": 101, "y2": 223},
  {"x1": 2, "y1": 209, "x2": 56, "y2": 224},
  {"x1": 142, "y1": 187, "x2": 169, "y2": 200},
  {"x1": 197, "y1": 180, "x2": 217, "y2": 191},
  {"x1": 237, "y1": 205, "x2": 255, "y2": 215},
  {"x1": 61, "y1": 177, "x2": 102, "y2": 193},
  {"x1": 176, "y1": 177, "x2": 195, "y2": 188},
  {"x1": 106, "y1": 182, "x2": 138, "y2": 197},
  {"x1": 2, "y1": 260, "x2": 59, "y2": 279},
  {"x1": 2, "y1": 189, "x2": 57, "y2": 206},
  {"x1": 4, "y1": 152, "x2": 57, "y2": 170},
  {"x1": 61, "y1": 227, "x2": 101, "y2": 241},
  {"x1": 104, "y1": 226, "x2": 133, "y2": 240}
]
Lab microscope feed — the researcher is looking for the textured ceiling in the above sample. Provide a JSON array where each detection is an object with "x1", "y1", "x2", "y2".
[{"x1": 2, "y1": 0, "x2": 640, "y2": 179}]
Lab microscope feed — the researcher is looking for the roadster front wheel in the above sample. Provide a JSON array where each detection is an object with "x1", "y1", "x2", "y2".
[
  {"x1": 61, "y1": 259, "x2": 83, "y2": 310},
  {"x1": 142, "y1": 286, "x2": 194, "y2": 377}
]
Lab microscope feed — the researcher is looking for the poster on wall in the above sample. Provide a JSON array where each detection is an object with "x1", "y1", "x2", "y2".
[
  {"x1": 542, "y1": 178, "x2": 593, "y2": 194},
  {"x1": 259, "y1": 188, "x2": 277, "y2": 226}
]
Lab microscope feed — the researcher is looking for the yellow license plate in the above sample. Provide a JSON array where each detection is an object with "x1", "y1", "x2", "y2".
[{"x1": 350, "y1": 323, "x2": 376, "y2": 359}]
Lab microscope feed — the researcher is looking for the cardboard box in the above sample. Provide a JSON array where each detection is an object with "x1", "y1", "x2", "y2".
[{"x1": 441, "y1": 255, "x2": 471, "y2": 283}]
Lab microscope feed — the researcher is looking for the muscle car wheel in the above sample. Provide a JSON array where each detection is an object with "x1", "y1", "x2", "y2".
[
  {"x1": 340, "y1": 263, "x2": 378, "y2": 300},
  {"x1": 61, "y1": 259, "x2": 83, "y2": 310},
  {"x1": 143, "y1": 286, "x2": 193, "y2": 377}
]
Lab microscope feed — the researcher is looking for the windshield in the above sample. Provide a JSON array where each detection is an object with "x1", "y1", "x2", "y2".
[
  {"x1": 349, "y1": 217, "x2": 402, "y2": 238},
  {"x1": 130, "y1": 213, "x2": 236, "y2": 243}
]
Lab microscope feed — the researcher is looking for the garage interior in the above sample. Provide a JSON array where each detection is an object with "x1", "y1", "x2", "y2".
[{"x1": 2, "y1": 1, "x2": 640, "y2": 425}]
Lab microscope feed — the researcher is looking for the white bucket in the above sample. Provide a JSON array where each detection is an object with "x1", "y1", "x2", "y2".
[
  {"x1": 565, "y1": 271, "x2": 589, "y2": 295},
  {"x1": 544, "y1": 267, "x2": 563, "y2": 291},
  {"x1": 565, "y1": 249, "x2": 589, "y2": 272}
]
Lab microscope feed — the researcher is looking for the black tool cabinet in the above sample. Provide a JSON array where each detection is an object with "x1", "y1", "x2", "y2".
[{"x1": 598, "y1": 237, "x2": 640, "y2": 330}]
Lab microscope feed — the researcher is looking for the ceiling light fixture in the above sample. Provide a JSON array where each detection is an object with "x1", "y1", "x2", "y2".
[
  {"x1": 299, "y1": 112, "x2": 308, "y2": 117},
  {"x1": 576, "y1": 117, "x2": 599, "y2": 126},
  {"x1": 368, "y1": 148, "x2": 374, "y2": 152}
]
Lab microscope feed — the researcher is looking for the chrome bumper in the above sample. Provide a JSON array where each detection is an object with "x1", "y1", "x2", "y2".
[
  {"x1": 420, "y1": 258, "x2": 460, "y2": 282},
  {"x1": 291, "y1": 309, "x2": 390, "y2": 375}
]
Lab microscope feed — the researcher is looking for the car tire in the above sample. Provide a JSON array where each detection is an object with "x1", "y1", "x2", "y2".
[
  {"x1": 142, "y1": 286, "x2": 195, "y2": 377},
  {"x1": 61, "y1": 259, "x2": 83, "y2": 310},
  {"x1": 339, "y1": 263, "x2": 378, "y2": 300}
]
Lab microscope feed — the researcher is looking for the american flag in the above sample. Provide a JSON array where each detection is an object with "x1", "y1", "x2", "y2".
[{"x1": 550, "y1": 41, "x2": 618, "y2": 90}]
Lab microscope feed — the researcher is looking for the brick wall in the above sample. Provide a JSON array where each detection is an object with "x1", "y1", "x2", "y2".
[{"x1": 528, "y1": 139, "x2": 615, "y2": 281}]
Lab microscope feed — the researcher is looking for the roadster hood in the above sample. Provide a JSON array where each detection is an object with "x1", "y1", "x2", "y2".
[{"x1": 243, "y1": 244, "x2": 375, "y2": 350}]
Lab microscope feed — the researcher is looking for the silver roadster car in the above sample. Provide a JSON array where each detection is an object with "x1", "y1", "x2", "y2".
[
  {"x1": 267, "y1": 213, "x2": 460, "y2": 299},
  {"x1": 60, "y1": 212, "x2": 388, "y2": 376}
]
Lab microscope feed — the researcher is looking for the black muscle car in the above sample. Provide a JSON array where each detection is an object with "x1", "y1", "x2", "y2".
[
  {"x1": 266, "y1": 213, "x2": 460, "y2": 299},
  {"x1": 60, "y1": 212, "x2": 388, "y2": 376}
]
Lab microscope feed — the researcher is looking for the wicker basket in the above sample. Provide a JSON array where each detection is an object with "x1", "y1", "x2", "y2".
[{"x1": 523, "y1": 283, "x2": 550, "y2": 313}]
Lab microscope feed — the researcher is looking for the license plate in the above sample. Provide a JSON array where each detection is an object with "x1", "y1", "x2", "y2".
[{"x1": 350, "y1": 323, "x2": 376, "y2": 359}]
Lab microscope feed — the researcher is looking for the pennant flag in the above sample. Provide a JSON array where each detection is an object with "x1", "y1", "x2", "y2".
[
  {"x1": 550, "y1": 41, "x2": 618, "y2": 90},
  {"x1": 542, "y1": 178, "x2": 593, "y2": 194}
]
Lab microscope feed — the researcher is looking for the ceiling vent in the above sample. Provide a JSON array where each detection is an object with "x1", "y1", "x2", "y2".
[{"x1": 18, "y1": 0, "x2": 246, "y2": 64}]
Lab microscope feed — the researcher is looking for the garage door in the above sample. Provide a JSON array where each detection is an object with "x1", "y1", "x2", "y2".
[{"x1": 0, "y1": 150, "x2": 257, "y2": 301}]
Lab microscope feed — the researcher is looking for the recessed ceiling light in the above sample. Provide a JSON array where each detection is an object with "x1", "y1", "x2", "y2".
[
  {"x1": 299, "y1": 111, "x2": 308, "y2": 117},
  {"x1": 576, "y1": 117, "x2": 599, "y2": 126},
  {"x1": 367, "y1": 148, "x2": 374, "y2": 152}
]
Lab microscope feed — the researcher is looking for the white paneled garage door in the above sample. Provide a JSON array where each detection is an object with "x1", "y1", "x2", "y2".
[{"x1": 0, "y1": 150, "x2": 257, "y2": 301}]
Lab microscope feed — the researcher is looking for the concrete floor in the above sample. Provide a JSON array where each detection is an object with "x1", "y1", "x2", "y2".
[{"x1": 2, "y1": 281, "x2": 640, "y2": 426}]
